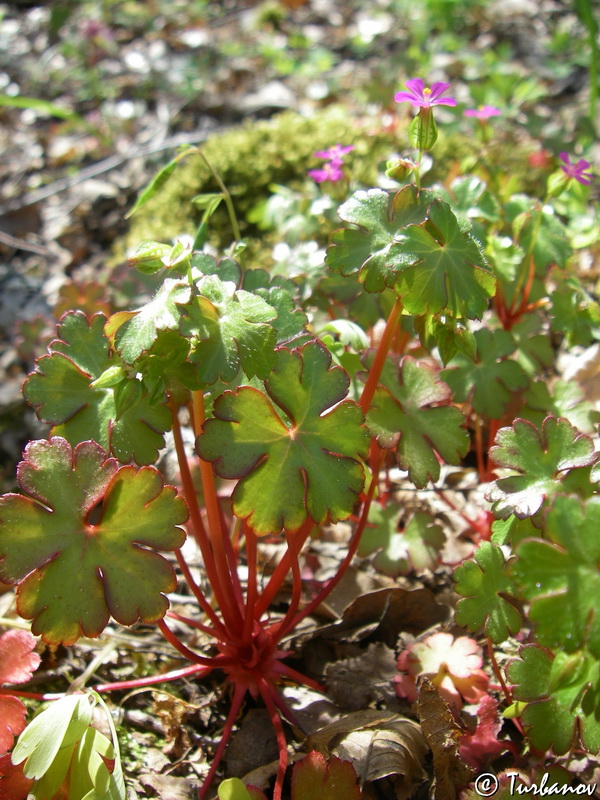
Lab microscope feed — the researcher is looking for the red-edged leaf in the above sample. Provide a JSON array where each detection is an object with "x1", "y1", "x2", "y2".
[
  {"x1": 0, "y1": 438, "x2": 188, "y2": 645},
  {"x1": 292, "y1": 751, "x2": 362, "y2": 800},
  {"x1": 197, "y1": 340, "x2": 369, "y2": 534}
]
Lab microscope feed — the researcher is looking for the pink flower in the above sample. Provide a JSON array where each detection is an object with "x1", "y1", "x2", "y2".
[
  {"x1": 313, "y1": 144, "x2": 354, "y2": 160},
  {"x1": 394, "y1": 633, "x2": 488, "y2": 710},
  {"x1": 559, "y1": 152, "x2": 593, "y2": 185},
  {"x1": 464, "y1": 105, "x2": 501, "y2": 120},
  {"x1": 308, "y1": 160, "x2": 344, "y2": 184},
  {"x1": 394, "y1": 79, "x2": 457, "y2": 108}
]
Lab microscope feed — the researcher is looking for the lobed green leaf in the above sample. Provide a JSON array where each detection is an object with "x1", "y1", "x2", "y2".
[
  {"x1": 197, "y1": 340, "x2": 369, "y2": 535},
  {"x1": 0, "y1": 437, "x2": 188, "y2": 645}
]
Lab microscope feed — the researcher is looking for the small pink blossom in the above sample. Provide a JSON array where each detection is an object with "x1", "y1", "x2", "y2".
[
  {"x1": 313, "y1": 144, "x2": 354, "y2": 160},
  {"x1": 308, "y1": 160, "x2": 344, "y2": 184},
  {"x1": 559, "y1": 152, "x2": 593, "y2": 185},
  {"x1": 464, "y1": 105, "x2": 501, "y2": 120},
  {"x1": 394, "y1": 633, "x2": 488, "y2": 710},
  {"x1": 394, "y1": 79, "x2": 457, "y2": 108}
]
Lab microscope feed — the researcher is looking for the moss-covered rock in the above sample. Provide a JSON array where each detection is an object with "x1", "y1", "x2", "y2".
[
  {"x1": 121, "y1": 108, "x2": 397, "y2": 253},
  {"x1": 119, "y1": 108, "x2": 547, "y2": 261}
]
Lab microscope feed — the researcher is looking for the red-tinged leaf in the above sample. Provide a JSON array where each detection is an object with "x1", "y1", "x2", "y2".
[
  {"x1": 459, "y1": 696, "x2": 506, "y2": 768},
  {"x1": 0, "y1": 438, "x2": 188, "y2": 645},
  {"x1": 0, "y1": 630, "x2": 40, "y2": 686},
  {"x1": 292, "y1": 751, "x2": 362, "y2": 800},
  {"x1": 0, "y1": 754, "x2": 33, "y2": 800},
  {"x1": 197, "y1": 340, "x2": 369, "y2": 534},
  {"x1": 0, "y1": 696, "x2": 26, "y2": 755}
]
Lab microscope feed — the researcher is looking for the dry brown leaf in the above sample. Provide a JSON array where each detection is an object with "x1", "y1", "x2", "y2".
[
  {"x1": 326, "y1": 642, "x2": 398, "y2": 710},
  {"x1": 225, "y1": 709, "x2": 279, "y2": 779},
  {"x1": 306, "y1": 709, "x2": 427, "y2": 796},
  {"x1": 417, "y1": 677, "x2": 474, "y2": 800},
  {"x1": 337, "y1": 587, "x2": 450, "y2": 646}
]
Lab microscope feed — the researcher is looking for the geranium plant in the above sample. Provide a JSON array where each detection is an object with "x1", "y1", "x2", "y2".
[{"x1": 0, "y1": 74, "x2": 598, "y2": 799}]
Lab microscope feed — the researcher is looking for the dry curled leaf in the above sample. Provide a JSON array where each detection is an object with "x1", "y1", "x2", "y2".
[
  {"x1": 306, "y1": 709, "x2": 427, "y2": 796},
  {"x1": 417, "y1": 677, "x2": 474, "y2": 800}
]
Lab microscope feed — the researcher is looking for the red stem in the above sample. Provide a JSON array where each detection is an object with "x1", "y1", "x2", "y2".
[
  {"x1": 272, "y1": 528, "x2": 308, "y2": 640},
  {"x1": 190, "y1": 392, "x2": 244, "y2": 634},
  {"x1": 433, "y1": 487, "x2": 490, "y2": 539},
  {"x1": 242, "y1": 526, "x2": 258, "y2": 646},
  {"x1": 174, "y1": 549, "x2": 229, "y2": 639},
  {"x1": 94, "y1": 663, "x2": 212, "y2": 692},
  {"x1": 274, "y1": 661, "x2": 325, "y2": 694},
  {"x1": 254, "y1": 525, "x2": 313, "y2": 620},
  {"x1": 486, "y1": 637, "x2": 525, "y2": 737},
  {"x1": 474, "y1": 414, "x2": 486, "y2": 483},
  {"x1": 157, "y1": 618, "x2": 221, "y2": 667},
  {"x1": 359, "y1": 296, "x2": 403, "y2": 414},
  {"x1": 197, "y1": 683, "x2": 247, "y2": 800},
  {"x1": 259, "y1": 679, "x2": 288, "y2": 800},
  {"x1": 287, "y1": 447, "x2": 385, "y2": 630},
  {"x1": 167, "y1": 610, "x2": 220, "y2": 639},
  {"x1": 0, "y1": 687, "x2": 64, "y2": 701},
  {"x1": 170, "y1": 398, "x2": 230, "y2": 619}
]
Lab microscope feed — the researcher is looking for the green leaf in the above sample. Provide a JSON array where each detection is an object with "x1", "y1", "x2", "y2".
[
  {"x1": 414, "y1": 314, "x2": 476, "y2": 366},
  {"x1": 108, "y1": 278, "x2": 191, "y2": 364},
  {"x1": 454, "y1": 541, "x2": 521, "y2": 643},
  {"x1": 442, "y1": 328, "x2": 529, "y2": 419},
  {"x1": 126, "y1": 146, "x2": 195, "y2": 218},
  {"x1": 510, "y1": 314, "x2": 553, "y2": 377},
  {"x1": 510, "y1": 200, "x2": 571, "y2": 270},
  {"x1": 486, "y1": 234, "x2": 524, "y2": 284},
  {"x1": 511, "y1": 496, "x2": 600, "y2": 657},
  {"x1": 488, "y1": 416, "x2": 597, "y2": 519},
  {"x1": 550, "y1": 278, "x2": 600, "y2": 348},
  {"x1": 325, "y1": 186, "x2": 433, "y2": 293},
  {"x1": 490, "y1": 514, "x2": 539, "y2": 547},
  {"x1": 0, "y1": 93, "x2": 81, "y2": 121},
  {"x1": 0, "y1": 437, "x2": 187, "y2": 645},
  {"x1": 368, "y1": 356, "x2": 469, "y2": 488},
  {"x1": 506, "y1": 645, "x2": 600, "y2": 754},
  {"x1": 358, "y1": 507, "x2": 445, "y2": 576},
  {"x1": 197, "y1": 340, "x2": 369, "y2": 535},
  {"x1": 436, "y1": 175, "x2": 501, "y2": 245},
  {"x1": 22, "y1": 312, "x2": 171, "y2": 465},
  {"x1": 183, "y1": 275, "x2": 278, "y2": 383},
  {"x1": 241, "y1": 269, "x2": 308, "y2": 344},
  {"x1": 393, "y1": 201, "x2": 495, "y2": 319},
  {"x1": 190, "y1": 252, "x2": 242, "y2": 285},
  {"x1": 521, "y1": 378, "x2": 600, "y2": 434},
  {"x1": 218, "y1": 778, "x2": 267, "y2": 800},
  {"x1": 11, "y1": 694, "x2": 95, "y2": 779}
]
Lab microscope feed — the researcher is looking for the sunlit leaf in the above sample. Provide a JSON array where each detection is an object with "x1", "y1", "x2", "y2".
[
  {"x1": 197, "y1": 340, "x2": 368, "y2": 534},
  {"x1": 0, "y1": 438, "x2": 187, "y2": 645}
]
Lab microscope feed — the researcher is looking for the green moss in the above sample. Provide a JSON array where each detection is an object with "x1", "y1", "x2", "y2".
[
  {"x1": 118, "y1": 109, "x2": 547, "y2": 262},
  {"x1": 121, "y1": 109, "x2": 397, "y2": 254}
]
